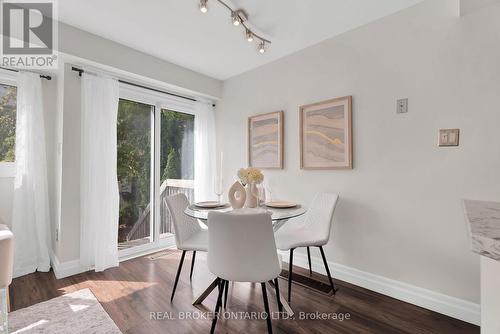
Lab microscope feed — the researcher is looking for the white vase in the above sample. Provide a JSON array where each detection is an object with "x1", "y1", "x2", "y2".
[
  {"x1": 244, "y1": 183, "x2": 258, "y2": 208},
  {"x1": 228, "y1": 181, "x2": 246, "y2": 209}
]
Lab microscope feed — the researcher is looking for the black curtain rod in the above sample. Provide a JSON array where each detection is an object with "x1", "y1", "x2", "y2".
[
  {"x1": 0, "y1": 66, "x2": 52, "y2": 80},
  {"x1": 71, "y1": 66, "x2": 215, "y2": 107}
]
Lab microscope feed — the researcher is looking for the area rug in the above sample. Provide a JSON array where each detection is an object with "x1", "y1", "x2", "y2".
[{"x1": 8, "y1": 288, "x2": 122, "y2": 334}]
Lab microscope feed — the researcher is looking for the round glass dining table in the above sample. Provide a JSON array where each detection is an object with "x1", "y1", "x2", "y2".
[
  {"x1": 184, "y1": 204, "x2": 307, "y2": 231},
  {"x1": 185, "y1": 203, "x2": 307, "y2": 317}
]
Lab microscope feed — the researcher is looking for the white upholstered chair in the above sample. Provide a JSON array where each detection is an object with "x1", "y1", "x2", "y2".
[
  {"x1": 207, "y1": 211, "x2": 282, "y2": 334},
  {"x1": 165, "y1": 194, "x2": 208, "y2": 301},
  {"x1": 0, "y1": 225, "x2": 14, "y2": 314},
  {"x1": 274, "y1": 193, "x2": 339, "y2": 303}
]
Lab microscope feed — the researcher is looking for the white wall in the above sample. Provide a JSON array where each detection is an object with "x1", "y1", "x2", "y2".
[
  {"x1": 56, "y1": 64, "x2": 82, "y2": 262},
  {"x1": 58, "y1": 22, "x2": 221, "y2": 99},
  {"x1": 460, "y1": 0, "x2": 500, "y2": 15},
  {"x1": 216, "y1": 0, "x2": 500, "y2": 305}
]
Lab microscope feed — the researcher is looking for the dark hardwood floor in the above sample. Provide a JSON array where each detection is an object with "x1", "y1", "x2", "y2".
[{"x1": 9, "y1": 250, "x2": 479, "y2": 334}]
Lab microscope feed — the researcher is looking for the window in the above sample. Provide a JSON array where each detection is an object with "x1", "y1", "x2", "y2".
[
  {"x1": 117, "y1": 83, "x2": 196, "y2": 255},
  {"x1": 0, "y1": 83, "x2": 17, "y2": 162},
  {"x1": 117, "y1": 99, "x2": 153, "y2": 249},
  {"x1": 0, "y1": 71, "x2": 18, "y2": 177},
  {"x1": 159, "y1": 109, "x2": 194, "y2": 238}
]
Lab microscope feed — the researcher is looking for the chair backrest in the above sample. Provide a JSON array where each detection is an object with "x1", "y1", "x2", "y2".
[
  {"x1": 165, "y1": 193, "x2": 202, "y2": 249},
  {"x1": 207, "y1": 211, "x2": 281, "y2": 283},
  {"x1": 0, "y1": 225, "x2": 14, "y2": 288},
  {"x1": 304, "y1": 193, "x2": 339, "y2": 245}
]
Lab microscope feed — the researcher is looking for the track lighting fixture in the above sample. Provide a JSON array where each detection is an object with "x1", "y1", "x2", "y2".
[
  {"x1": 258, "y1": 42, "x2": 266, "y2": 54},
  {"x1": 231, "y1": 11, "x2": 241, "y2": 26},
  {"x1": 199, "y1": 0, "x2": 208, "y2": 13},
  {"x1": 197, "y1": 0, "x2": 271, "y2": 54},
  {"x1": 246, "y1": 29, "x2": 254, "y2": 42}
]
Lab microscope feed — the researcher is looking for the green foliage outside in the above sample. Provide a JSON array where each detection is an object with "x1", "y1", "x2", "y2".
[
  {"x1": 159, "y1": 109, "x2": 194, "y2": 181},
  {"x1": 117, "y1": 100, "x2": 194, "y2": 243},
  {"x1": 117, "y1": 99, "x2": 151, "y2": 242},
  {"x1": 0, "y1": 84, "x2": 17, "y2": 162},
  {"x1": 163, "y1": 148, "x2": 180, "y2": 180}
]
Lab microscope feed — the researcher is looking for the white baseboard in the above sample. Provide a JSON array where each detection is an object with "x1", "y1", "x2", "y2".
[
  {"x1": 50, "y1": 252, "x2": 83, "y2": 279},
  {"x1": 49, "y1": 243, "x2": 176, "y2": 280},
  {"x1": 279, "y1": 250, "x2": 480, "y2": 326}
]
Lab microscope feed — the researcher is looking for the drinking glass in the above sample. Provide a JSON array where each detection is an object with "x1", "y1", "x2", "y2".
[
  {"x1": 265, "y1": 180, "x2": 275, "y2": 202},
  {"x1": 213, "y1": 176, "x2": 224, "y2": 204}
]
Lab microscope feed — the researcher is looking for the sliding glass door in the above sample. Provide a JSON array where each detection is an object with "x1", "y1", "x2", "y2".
[
  {"x1": 117, "y1": 99, "x2": 154, "y2": 250},
  {"x1": 159, "y1": 109, "x2": 195, "y2": 239},
  {"x1": 116, "y1": 84, "x2": 196, "y2": 256}
]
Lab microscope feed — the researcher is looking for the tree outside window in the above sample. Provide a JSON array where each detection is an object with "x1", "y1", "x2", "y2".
[{"x1": 0, "y1": 84, "x2": 17, "y2": 162}]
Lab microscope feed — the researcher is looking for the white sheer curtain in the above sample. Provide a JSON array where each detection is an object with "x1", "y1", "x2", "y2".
[
  {"x1": 193, "y1": 100, "x2": 216, "y2": 202},
  {"x1": 80, "y1": 73, "x2": 120, "y2": 272},
  {"x1": 11, "y1": 72, "x2": 51, "y2": 277}
]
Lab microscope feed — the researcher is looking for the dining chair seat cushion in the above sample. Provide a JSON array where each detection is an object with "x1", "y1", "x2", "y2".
[
  {"x1": 165, "y1": 194, "x2": 208, "y2": 252},
  {"x1": 275, "y1": 224, "x2": 326, "y2": 250},
  {"x1": 180, "y1": 230, "x2": 208, "y2": 252},
  {"x1": 274, "y1": 193, "x2": 339, "y2": 251}
]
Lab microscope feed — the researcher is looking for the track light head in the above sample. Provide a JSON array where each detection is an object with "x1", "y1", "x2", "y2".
[
  {"x1": 197, "y1": 1, "x2": 271, "y2": 54},
  {"x1": 246, "y1": 30, "x2": 253, "y2": 42},
  {"x1": 199, "y1": 0, "x2": 208, "y2": 13},
  {"x1": 258, "y1": 41, "x2": 266, "y2": 54},
  {"x1": 232, "y1": 11, "x2": 241, "y2": 26}
]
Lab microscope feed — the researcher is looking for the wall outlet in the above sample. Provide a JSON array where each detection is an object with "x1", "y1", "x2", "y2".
[
  {"x1": 397, "y1": 98, "x2": 408, "y2": 114},
  {"x1": 439, "y1": 129, "x2": 460, "y2": 146}
]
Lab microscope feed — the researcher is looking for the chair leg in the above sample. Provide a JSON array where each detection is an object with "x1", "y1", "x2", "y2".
[
  {"x1": 190, "y1": 251, "x2": 196, "y2": 281},
  {"x1": 319, "y1": 246, "x2": 337, "y2": 294},
  {"x1": 223, "y1": 280, "x2": 229, "y2": 309},
  {"x1": 261, "y1": 282, "x2": 273, "y2": 334},
  {"x1": 210, "y1": 278, "x2": 224, "y2": 334},
  {"x1": 306, "y1": 246, "x2": 312, "y2": 276},
  {"x1": 170, "y1": 250, "x2": 186, "y2": 302},
  {"x1": 274, "y1": 278, "x2": 283, "y2": 312},
  {"x1": 288, "y1": 248, "x2": 295, "y2": 303}
]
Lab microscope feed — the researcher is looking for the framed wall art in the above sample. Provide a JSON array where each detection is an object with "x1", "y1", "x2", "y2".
[
  {"x1": 248, "y1": 111, "x2": 284, "y2": 169},
  {"x1": 300, "y1": 96, "x2": 352, "y2": 169}
]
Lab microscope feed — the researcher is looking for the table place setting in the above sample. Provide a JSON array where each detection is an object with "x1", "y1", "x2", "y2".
[
  {"x1": 193, "y1": 201, "x2": 229, "y2": 209},
  {"x1": 189, "y1": 166, "x2": 305, "y2": 223},
  {"x1": 265, "y1": 201, "x2": 298, "y2": 208}
]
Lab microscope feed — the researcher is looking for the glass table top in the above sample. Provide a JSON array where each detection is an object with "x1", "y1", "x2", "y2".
[{"x1": 184, "y1": 203, "x2": 307, "y2": 222}]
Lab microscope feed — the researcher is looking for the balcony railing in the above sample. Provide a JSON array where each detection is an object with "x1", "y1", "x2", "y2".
[{"x1": 124, "y1": 179, "x2": 194, "y2": 244}]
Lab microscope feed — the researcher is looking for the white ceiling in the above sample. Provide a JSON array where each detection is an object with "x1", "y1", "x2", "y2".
[{"x1": 58, "y1": 0, "x2": 422, "y2": 80}]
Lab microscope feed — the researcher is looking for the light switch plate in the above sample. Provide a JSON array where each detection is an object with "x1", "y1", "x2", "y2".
[
  {"x1": 439, "y1": 129, "x2": 460, "y2": 146},
  {"x1": 397, "y1": 98, "x2": 408, "y2": 114}
]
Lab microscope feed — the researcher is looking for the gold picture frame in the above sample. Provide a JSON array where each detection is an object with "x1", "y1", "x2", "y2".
[
  {"x1": 248, "y1": 111, "x2": 284, "y2": 169},
  {"x1": 300, "y1": 96, "x2": 352, "y2": 169}
]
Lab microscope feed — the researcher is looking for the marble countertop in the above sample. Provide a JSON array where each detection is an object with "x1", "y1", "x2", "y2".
[{"x1": 463, "y1": 199, "x2": 500, "y2": 261}]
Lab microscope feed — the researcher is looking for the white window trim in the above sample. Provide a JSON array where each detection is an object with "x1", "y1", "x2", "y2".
[
  {"x1": 0, "y1": 162, "x2": 15, "y2": 178},
  {"x1": 119, "y1": 82, "x2": 196, "y2": 116},
  {"x1": 0, "y1": 69, "x2": 18, "y2": 178}
]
